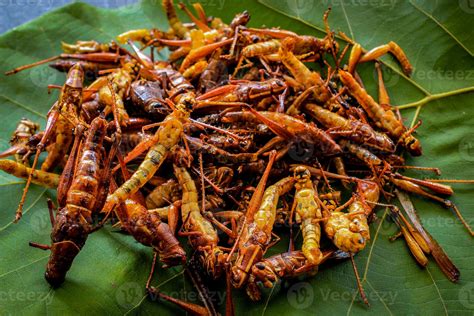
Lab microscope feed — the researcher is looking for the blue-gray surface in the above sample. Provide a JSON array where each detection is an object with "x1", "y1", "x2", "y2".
[{"x1": 0, "y1": 0, "x2": 138, "y2": 34}]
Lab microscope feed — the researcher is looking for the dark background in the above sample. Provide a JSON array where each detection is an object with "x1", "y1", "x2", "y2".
[{"x1": 0, "y1": 0, "x2": 139, "y2": 34}]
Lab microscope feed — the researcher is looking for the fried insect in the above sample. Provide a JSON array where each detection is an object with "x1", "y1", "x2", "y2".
[
  {"x1": 0, "y1": 159, "x2": 59, "y2": 188},
  {"x1": 305, "y1": 103, "x2": 395, "y2": 152},
  {"x1": 0, "y1": 118, "x2": 40, "y2": 164},
  {"x1": 198, "y1": 52, "x2": 228, "y2": 93},
  {"x1": 1, "y1": 4, "x2": 471, "y2": 313},
  {"x1": 246, "y1": 250, "x2": 349, "y2": 301},
  {"x1": 232, "y1": 153, "x2": 295, "y2": 288},
  {"x1": 97, "y1": 62, "x2": 135, "y2": 125},
  {"x1": 146, "y1": 178, "x2": 181, "y2": 209},
  {"x1": 388, "y1": 174, "x2": 473, "y2": 235},
  {"x1": 223, "y1": 110, "x2": 342, "y2": 156},
  {"x1": 114, "y1": 194, "x2": 186, "y2": 267},
  {"x1": 104, "y1": 100, "x2": 192, "y2": 212},
  {"x1": 292, "y1": 166, "x2": 324, "y2": 265},
  {"x1": 129, "y1": 79, "x2": 167, "y2": 117},
  {"x1": 174, "y1": 164, "x2": 227, "y2": 278},
  {"x1": 324, "y1": 180, "x2": 380, "y2": 253},
  {"x1": 162, "y1": 0, "x2": 189, "y2": 39},
  {"x1": 241, "y1": 24, "x2": 336, "y2": 59},
  {"x1": 16, "y1": 64, "x2": 85, "y2": 221},
  {"x1": 39, "y1": 116, "x2": 111, "y2": 286},
  {"x1": 196, "y1": 78, "x2": 286, "y2": 110},
  {"x1": 187, "y1": 135, "x2": 259, "y2": 164},
  {"x1": 347, "y1": 40, "x2": 413, "y2": 76},
  {"x1": 339, "y1": 70, "x2": 422, "y2": 156}
]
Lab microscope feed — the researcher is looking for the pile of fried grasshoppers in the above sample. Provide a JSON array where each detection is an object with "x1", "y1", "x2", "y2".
[{"x1": 1, "y1": 1, "x2": 472, "y2": 314}]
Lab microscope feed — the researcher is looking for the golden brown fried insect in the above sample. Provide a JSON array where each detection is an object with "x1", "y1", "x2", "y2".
[
  {"x1": 339, "y1": 70, "x2": 422, "y2": 156},
  {"x1": 0, "y1": 5, "x2": 471, "y2": 312},
  {"x1": 130, "y1": 79, "x2": 167, "y2": 117},
  {"x1": 115, "y1": 195, "x2": 186, "y2": 267},
  {"x1": 174, "y1": 164, "x2": 227, "y2": 278},
  {"x1": 323, "y1": 180, "x2": 380, "y2": 253},
  {"x1": 0, "y1": 118, "x2": 40, "y2": 164},
  {"x1": 231, "y1": 153, "x2": 295, "y2": 288},
  {"x1": 246, "y1": 250, "x2": 349, "y2": 301},
  {"x1": 38, "y1": 116, "x2": 112, "y2": 286},
  {"x1": 292, "y1": 166, "x2": 324, "y2": 265},
  {"x1": 146, "y1": 179, "x2": 181, "y2": 211},
  {"x1": 195, "y1": 78, "x2": 286, "y2": 110},
  {"x1": 104, "y1": 100, "x2": 192, "y2": 212},
  {"x1": 223, "y1": 110, "x2": 342, "y2": 156},
  {"x1": 305, "y1": 103, "x2": 395, "y2": 153},
  {"x1": 16, "y1": 64, "x2": 85, "y2": 222},
  {"x1": 0, "y1": 159, "x2": 59, "y2": 188}
]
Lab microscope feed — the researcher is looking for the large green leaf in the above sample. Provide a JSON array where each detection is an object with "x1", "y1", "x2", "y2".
[{"x1": 0, "y1": 0, "x2": 473, "y2": 315}]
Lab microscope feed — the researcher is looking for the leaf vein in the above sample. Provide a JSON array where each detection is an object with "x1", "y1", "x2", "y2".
[
  {"x1": 0, "y1": 255, "x2": 49, "y2": 279},
  {"x1": 0, "y1": 94, "x2": 47, "y2": 119},
  {"x1": 339, "y1": 0, "x2": 354, "y2": 40},
  {"x1": 426, "y1": 267, "x2": 448, "y2": 315},
  {"x1": 366, "y1": 279, "x2": 393, "y2": 316},
  {"x1": 409, "y1": 0, "x2": 473, "y2": 57}
]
